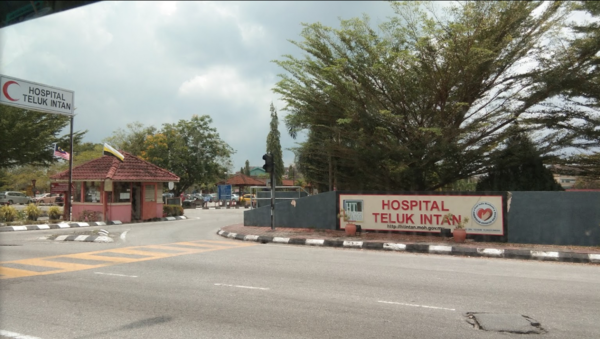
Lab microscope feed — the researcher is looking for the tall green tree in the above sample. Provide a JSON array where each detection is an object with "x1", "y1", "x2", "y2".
[
  {"x1": 140, "y1": 115, "x2": 234, "y2": 196},
  {"x1": 244, "y1": 160, "x2": 251, "y2": 176},
  {"x1": 103, "y1": 121, "x2": 156, "y2": 156},
  {"x1": 274, "y1": 1, "x2": 598, "y2": 191},
  {"x1": 476, "y1": 133, "x2": 563, "y2": 191},
  {"x1": 0, "y1": 105, "x2": 85, "y2": 168},
  {"x1": 266, "y1": 103, "x2": 285, "y2": 185}
]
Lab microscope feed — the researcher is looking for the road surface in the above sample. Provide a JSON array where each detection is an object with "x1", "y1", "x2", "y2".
[{"x1": 1, "y1": 208, "x2": 599, "y2": 338}]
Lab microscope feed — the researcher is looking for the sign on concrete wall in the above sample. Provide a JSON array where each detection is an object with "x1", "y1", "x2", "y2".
[
  {"x1": 1, "y1": 74, "x2": 74, "y2": 116},
  {"x1": 338, "y1": 193, "x2": 505, "y2": 235}
]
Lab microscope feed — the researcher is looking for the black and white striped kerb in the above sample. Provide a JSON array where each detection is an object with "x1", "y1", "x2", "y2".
[
  {"x1": 0, "y1": 216, "x2": 188, "y2": 232},
  {"x1": 216, "y1": 230, "x2": 600, "y2": 265},
  {"x1": 52, "y1": 234, "x2": 114, "y2": 243},
  {"x1": 0, "y1": 221, "x2": 117, "y2": 232}
]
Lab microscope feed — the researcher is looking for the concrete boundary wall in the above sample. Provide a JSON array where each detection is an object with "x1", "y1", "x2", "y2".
[
  {"x1": 244, "y1": 191, "x2": 336, "y2": 229},
  {"x1": 507, "y1": 192, "x2": 600, "y2": 246},
  {"x1": 244, "y1": 190, "x2": 600, "y2": 246}
]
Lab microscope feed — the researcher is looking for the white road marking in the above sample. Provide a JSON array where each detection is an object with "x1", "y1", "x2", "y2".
[
  {"x1": 74, "y1": 235, "x2": 88, "y2": 241},
  {"x1": 589, "y1": 254, "x2": 600, "y2": 262},
  {"x1": 377, "y1": 300, "x2": 455, "y2": 311},
  {"x1": 11, "y1": 226, "x2": 27, "y2": 231},
  {"x1": 94, "y1": 272, "x2": 138, "y2": 278},
  {"x1": 343, "y1": 241, "x2": 363, "y2": 248},
  {"x1": 55, "y1": 235, "x2": 68, "y2": 241},
  {"x1": 77, "y1": 222, "x2": 90, "y2": 227},
  {"x1": 383, "y1": 243, "x2": 406, "y2": 251},
  {"x1": 531, "y1": 251, "x2": 559, "y2": 259},
  {"x1": 214, "y1": 283, "x2": 269, "y2": 290},
  {"x1": 306, "y1": 239, "x2": 324, "y2": 246},
  {"x1": 477, "y1": 248, "x2": 504, "y2": 256},
  {"x1": 37, "y1": 225, "x2": 50, "y2": 229},
  {"x1": 244, "y1": 235, "x2": 259, "y2": 241},
  {"x1": 120, "y1": 230, "x2": 129, "y2": 242},
  {"x1": 429, "y1": 245, "x2": 452, "y2": 253},
  {"x1": 272, "y1": 237, "x2": 290, "y2": 243},
  {"x1": 0, "y1": 329, "x2": 43, "y2": 339},
  {"x1": 57, "y1": 223, "x2": 70, "y2": 228}
]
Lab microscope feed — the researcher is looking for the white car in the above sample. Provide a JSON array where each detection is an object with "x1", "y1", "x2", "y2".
[{"x1": 0, "y1": 191, "x2": 32, "y2": 205}]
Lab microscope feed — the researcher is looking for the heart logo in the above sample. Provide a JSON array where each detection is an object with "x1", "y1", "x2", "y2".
[{"x1": 477, "y1": 208, "x2": 492, "y2": 221}]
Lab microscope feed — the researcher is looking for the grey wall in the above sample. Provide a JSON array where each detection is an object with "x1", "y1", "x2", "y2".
[
  {"x1": 256, "y1": 191, "x2": 309, "y2": 208},
  {"x1": 244, "y1": 191, "x2": 337, "y2": 229},
  {"x1": 507, "y1": 192, "x2": 600, "y2": 246}
]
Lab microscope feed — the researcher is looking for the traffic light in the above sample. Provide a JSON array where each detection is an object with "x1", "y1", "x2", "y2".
[{"x1": 262, "y1": 153, "x2": 273, "y2": 173}]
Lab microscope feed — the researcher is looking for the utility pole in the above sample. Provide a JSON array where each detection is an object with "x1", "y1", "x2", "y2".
[{"x1": 263, "y1": 153, "x2": 275, "y2": 230}]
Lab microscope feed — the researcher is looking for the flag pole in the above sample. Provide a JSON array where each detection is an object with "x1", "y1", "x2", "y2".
[{"x1": 65, "y1": 116, "x2": 74, "y2": 221}]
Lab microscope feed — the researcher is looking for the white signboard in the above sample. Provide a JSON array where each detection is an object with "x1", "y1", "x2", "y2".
[
  {"x1": 1, "y1": 74, "x2": 74, "y2": 116},
  {"x1": 339, "y1": 194, "x2": 505, "y2": 236}
]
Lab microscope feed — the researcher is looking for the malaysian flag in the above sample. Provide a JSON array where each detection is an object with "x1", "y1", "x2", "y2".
[{"x1": 53, "y1": 144, "x2": 70, "y2": 160}]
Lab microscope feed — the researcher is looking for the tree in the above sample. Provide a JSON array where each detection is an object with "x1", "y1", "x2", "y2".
[
  {"x1": 0, "y1": 105, "x2": 85, "y2": 169},
  {"x1": 244, "y1": 160, "x2": 251, "y2": 176},
  {"x1": 140, "y1": 115, "x2": 234, "y2": 196},
  {"x1": 476, "y1": 133, "x2": 563, "y2": 191},
  {"x1": 266, "y1": 103, "x2": 285, "y2": 185},
  {"x1": 274, "y1": 1, "x2": 598, "y2": 191},
  {"x1": 103, "y1": 121, "x2": 156, "y2": 157}
]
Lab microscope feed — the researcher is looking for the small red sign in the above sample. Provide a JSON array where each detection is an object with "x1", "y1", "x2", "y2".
[{"x1": 50, "y1": 182, "x2": 75, "y2": 193}]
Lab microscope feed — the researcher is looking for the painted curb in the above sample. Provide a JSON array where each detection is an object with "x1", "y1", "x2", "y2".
[
  {"x1": 52, "y1": 235, "x2": 114, "y2": 243},
  {"x1": 216, "y1": 229, "x2": 600, "y2": 265},
  {"x1": 0, "y1": 221, "x2": 120, "y2": 232},
  {"x1": 0, "y1": 216, "x2": 188, "y2": 232}
]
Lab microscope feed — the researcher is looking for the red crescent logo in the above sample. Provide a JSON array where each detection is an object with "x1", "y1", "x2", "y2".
[{"x1": 2, "y1": 81, "x2": 19, "y2": 101}]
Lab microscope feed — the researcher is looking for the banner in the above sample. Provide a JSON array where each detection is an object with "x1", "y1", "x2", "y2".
[{"x1": 339, "y1": 193, "x2": 505, "y2": 235}]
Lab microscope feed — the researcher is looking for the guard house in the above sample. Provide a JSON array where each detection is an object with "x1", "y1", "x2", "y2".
[{"x1": 50, "y1": 151, "x2": 179, "y2": 222}]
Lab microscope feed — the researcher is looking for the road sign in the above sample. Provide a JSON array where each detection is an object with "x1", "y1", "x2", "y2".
[
  {"x1": 1, "y1": 74, "x2": 74, "y2": 116},
  {"x1": 218, "y1": 185, "x2": 232, "y2": 201}
]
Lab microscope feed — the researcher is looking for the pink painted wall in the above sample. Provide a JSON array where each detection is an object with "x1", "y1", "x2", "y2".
[
  {"x1": 107, "y1": 204, "x2": 132, "y2": 223},
  {"x1": 72, "y1": 204, "x2": 103, "y2": 221}
]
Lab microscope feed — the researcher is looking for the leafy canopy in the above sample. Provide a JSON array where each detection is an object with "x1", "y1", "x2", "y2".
[
  {"x1": 274, "y1": 1, "x2": 599, "y2": 191},
  {"x1": 140, "y1": 115, "x2": 234, "y2": 195}
]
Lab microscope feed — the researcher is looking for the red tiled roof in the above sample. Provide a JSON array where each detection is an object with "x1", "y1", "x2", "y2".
[
  {"x1": 50, "y1": 151, "x2": 180, "y2": 182},
  {"x1": 222, "y1": 173, "x2": 266, "y2": 186}
]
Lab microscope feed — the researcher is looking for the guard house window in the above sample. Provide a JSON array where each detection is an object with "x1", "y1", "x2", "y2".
[
  {"x1": 113, "y1": 182, "x2": 131, "y2": 203},
  {"x1": 145, "y1": 184, "x2": 155, "y2": 202},
  {"x1": 84, "y1": 181, "x2": 101, "y2": 203},
  {"x1": 74, "y1": 182, "x2": 82, "y2": 202},
  {"x1": 144, "y1": 185, "x2": 156, "y2": 202}
]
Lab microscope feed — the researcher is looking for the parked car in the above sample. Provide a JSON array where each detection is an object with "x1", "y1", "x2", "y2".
[
  {"x1": 0, "y1": 191, "x2": 32, "y2": 205},
  {"x1": 231, "y1": 193, "x2": 239, "y2": 201},
  {"x1": 240, "y1": 194, "x2": 256, "y2": 207},
  {"x1": 32, "y1": 193, "x2": 62, "y2": 205}
]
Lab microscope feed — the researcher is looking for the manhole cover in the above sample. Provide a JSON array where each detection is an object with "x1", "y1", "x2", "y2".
[{"x1": 466, "y1": 312, "x2": 546, "y2": 334}]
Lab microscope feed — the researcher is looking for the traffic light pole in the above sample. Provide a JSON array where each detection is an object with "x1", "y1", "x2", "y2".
[{"x1": 270, "y1": 167, "x2": 275, "y2": 230}]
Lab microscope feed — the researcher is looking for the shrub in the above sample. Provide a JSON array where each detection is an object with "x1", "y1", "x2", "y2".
[
  {"x1": 24, "y1": 203, "x2": 41, "y2": 221},
  {"x1": 163, "y1": 204, "x2": 184, "y2": 217},
  {"x1": 0, "y1": 205, "x2": 18, "y2": 222},
  {"x1": 48, "y1": 206, "x2": 62, "y2": 220}
]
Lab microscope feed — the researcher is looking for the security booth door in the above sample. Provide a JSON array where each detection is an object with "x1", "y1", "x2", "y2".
[{"x1": 142, "y1": 183, "x2": 157, "y2": 220}]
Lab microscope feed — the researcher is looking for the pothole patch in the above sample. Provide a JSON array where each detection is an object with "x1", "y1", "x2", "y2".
[{"x1": 466, "y1": 312, "x2": 546, "y2": 334}]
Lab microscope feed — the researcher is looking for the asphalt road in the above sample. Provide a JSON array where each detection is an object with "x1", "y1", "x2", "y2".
[{"x1": 1, "y1": 208, "x2": 599, "y2": 339}]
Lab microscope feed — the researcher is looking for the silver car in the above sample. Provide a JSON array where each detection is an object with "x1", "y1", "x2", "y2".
[{"x1": 0, "y1": 191, "x2": 32, "y2": 205}]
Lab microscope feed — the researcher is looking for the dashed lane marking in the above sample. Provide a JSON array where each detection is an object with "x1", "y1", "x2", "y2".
[
  {"x1": 0, "y1": 240, "x2": 255, "y2": 280},
  {"x1": 377, "y1": 300, "x2": 456, "y2": 311}
]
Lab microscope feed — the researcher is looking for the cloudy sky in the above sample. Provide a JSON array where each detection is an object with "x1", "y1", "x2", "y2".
[{"x1": 0, "y1": 1, "x2": 396, "y2": 170}]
